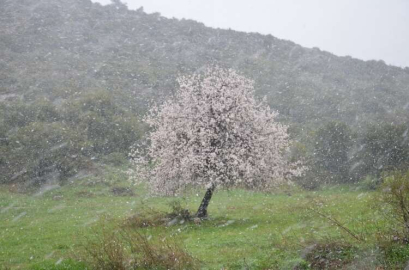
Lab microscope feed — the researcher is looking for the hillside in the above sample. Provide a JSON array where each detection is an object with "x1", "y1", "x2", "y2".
[
  {"x1": 1, "y1": 0, "x2": 409, "y2": 187},
  {"x1": 3, "y1": 2, "x2": 409, "y2": 268},
  {"x1": 1, "y1": 0, "x2": 409, "y2": 125}
]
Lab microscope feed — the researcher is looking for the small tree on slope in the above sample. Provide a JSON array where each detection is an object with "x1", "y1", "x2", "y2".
[{"x1": 129, "y1": 67, "x2": 304, "y2": 218}]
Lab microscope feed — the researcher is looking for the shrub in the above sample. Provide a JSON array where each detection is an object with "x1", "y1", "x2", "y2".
[
  {"x1": 353, "y1": 123, "x2": 409, "y2": 179},
  {"x1": 2, "y1": 99, "x2": 60, "y2": 128},
  {"x1": 80, "y1": 225, "x2": 199, "y2": 269},
  {"x1": 368, "y1": 170, "x2": 409, "y2": 268},
  {"x1": 111, "y1": 186, "x2": 135, "y2": 196},
  {"x1": 0, "y1": 90, "x2": 144, "y2": 187},
  {"x1": 313, "y1": 122, "x2": 353, "y2": 179},
  {"x1": 378, "y1": 170, "x2": 409, "y2": 242},
  {"x1": 2, "y1": 122, "x2": 90, "y2": 185},
  {"x1": 124, "y1": 201, "x2": 192, "y2": 229},
  {"x1": 358, "y1": 175, "x2": 380, "y2": 190},
  {"x1": 102, "y1": 152, "x2": 129, "y2": 167},
  {"x1": 62, "y1": 91, "x2": 144, "y2": 156},
  {"x1": 379, "y1": 243, "x2": 409, "y2": 269},
  {"x1": 292, "y1": 122, "x2": 354, "y2": 189},
  {"x1": 167, "y1": 200, "x2": 192, "y2": 221},
  {"x1": 124, "y1": 211, "x2": 166, "y2": 228},
  {"x1": 302, "y1": 242, "x2": 357, "y2": 270}
]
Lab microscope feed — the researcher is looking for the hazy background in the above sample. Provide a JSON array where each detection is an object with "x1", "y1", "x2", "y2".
[{"x1": 93, "y1": 0, "x2": 409, "y2": 68}]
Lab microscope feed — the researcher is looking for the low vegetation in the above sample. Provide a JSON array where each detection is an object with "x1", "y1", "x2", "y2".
[
  {"x1": 1, "y1": 1, "x2": 409, "y2": 269},
  {"x1": 80, "y1": 221, "x2": 199, "y2": 270},
  {"x1": 2, "y1": 169, "x2": 409, "y2": 269},
  {"x1": 0, "y1": 92, "x2": 144, "y2": 188}
]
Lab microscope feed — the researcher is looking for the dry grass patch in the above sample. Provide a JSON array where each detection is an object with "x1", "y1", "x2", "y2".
[{"x1": 80, "y1": 224, "x2": 199, "y2": 270}]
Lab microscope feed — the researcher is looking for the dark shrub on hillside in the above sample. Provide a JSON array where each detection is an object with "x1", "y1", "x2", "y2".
[
  {"x1": 0, "y1": 91, "x2": 144, "y2": 186},
  {"x1": 1, "y1": 122, "x2": 90, "y2": 185},
  {"x1": 292, "y1": 122, "x2": 354, "y2": 188},
  {"x1": 62, "y1": 90, "x2": 144, "y2": 155},
  {"x1": 2, "y1": 99, "x2": 60, "y2": 128},
  {"x1": 102, "y1": 152, "x2": 129, "y2": 166},
  {"x1": 351, "y1": 123, "x2": 409, "y2": 180},
  {"x1": 313, "y1": 122, "x2": 353, "y2": 183}
]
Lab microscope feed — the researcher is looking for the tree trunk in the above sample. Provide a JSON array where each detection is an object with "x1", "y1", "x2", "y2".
[{"x1": 196, "y1": 183, "x2": 215, "y2": 218}]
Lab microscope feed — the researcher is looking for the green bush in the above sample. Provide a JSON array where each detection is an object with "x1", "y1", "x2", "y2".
[
  {"x1": 358, "y1": 175, "x2": 380, "y2": 190},
  {"x1": 62, "y1": 90, "x2": 144, "y2": 155},
  {"x1": 1, "y1": 122, "x2": 90, "y2": 185},
  {"x1": 0, "y1": 90, "x2": 145, "y2": 187},
  {"x1": 313, "y1": 121, "x2": 353, "y2": 183},
  {"x1": 102, "y1": 152, "x2": 129, "y2": 166},
  {"x1": 2, "y1": 99, "x2": 60, "y2": 128},
  {"x1": 380, "y1": 243, "x2": 409, "y2": 269},
  {"x1": 354, "y1": 123, "x2": 409, "y2": 179},
  {"x1": 379, "y1": 170, "x2": 409, "y2": 241}
]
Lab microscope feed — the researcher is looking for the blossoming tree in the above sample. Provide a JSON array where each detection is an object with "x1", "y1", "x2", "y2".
[{"x1": 130, "y1": 67, "x2": 304, "y2": 218}]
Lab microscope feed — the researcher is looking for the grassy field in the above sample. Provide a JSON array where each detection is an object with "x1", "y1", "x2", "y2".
[{"x1": 0, "y1": 169, "x2": 406, "y2": 269}]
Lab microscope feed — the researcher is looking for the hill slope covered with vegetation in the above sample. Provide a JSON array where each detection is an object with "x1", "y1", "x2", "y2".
[{"x1": 1, "y1": 0, "x2": 408, "y2": 187}]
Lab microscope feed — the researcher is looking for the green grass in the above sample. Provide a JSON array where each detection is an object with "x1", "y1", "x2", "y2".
[{"x1": 0, "y1": 173, "x2": 391, "y2": 269}]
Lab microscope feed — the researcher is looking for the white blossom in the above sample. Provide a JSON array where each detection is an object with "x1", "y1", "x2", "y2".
[{"x1": 129, "y1": 66, "x2": 305, "y2": 195}]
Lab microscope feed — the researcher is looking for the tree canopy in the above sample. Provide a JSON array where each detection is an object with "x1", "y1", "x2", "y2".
[{"x1": 130, "y1": 67, "x2": 304, "y2": 196}]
